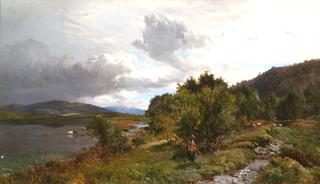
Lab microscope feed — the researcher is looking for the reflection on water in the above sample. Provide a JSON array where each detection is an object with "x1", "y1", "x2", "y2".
[
  {"x1": 134, "y1": 122, "x2": 149, "y2": 129},
  {"x1": 0, "y1": 123, "x2": 95, "y2": 173},
  {"x1": 123, "y1": 122, "x2": 149, "y2": 136},
  {"x1": 0, "y1": 121, "x2": 148, "y2": 173}
]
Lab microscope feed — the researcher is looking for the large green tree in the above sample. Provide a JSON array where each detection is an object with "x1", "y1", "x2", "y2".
[
  {"x1": 175, "y1": 73, "x2": 237, "y2": 150},
  {"x1": 145, "y1": 94, "x2": 176, "y2": 135}
]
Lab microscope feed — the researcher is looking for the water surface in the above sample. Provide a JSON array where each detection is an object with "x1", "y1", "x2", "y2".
[{"x1": 0, "y1": 123, "x2": 94, "y2": 173}]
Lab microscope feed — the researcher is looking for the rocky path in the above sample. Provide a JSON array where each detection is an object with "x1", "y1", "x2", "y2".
[{"x1": 198, "y1": 139, "x2": 284, "y2": 184}]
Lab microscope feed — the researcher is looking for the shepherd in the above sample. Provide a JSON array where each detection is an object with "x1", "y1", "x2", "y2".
[{"x1": 187, "y1": 135, "x2": 199, "y2": 161}]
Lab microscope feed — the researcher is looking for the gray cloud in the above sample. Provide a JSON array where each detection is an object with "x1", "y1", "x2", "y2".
[
  {"x1": 133, "y1": 13, "x2": 210, "y2": 71},
  {"x1": 0, "y1": 39, "x2": 167, "y2": 105}
]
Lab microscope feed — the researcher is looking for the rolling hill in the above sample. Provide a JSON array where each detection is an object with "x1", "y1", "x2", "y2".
[
  {"x1": 2, "y1": 100, "x2": 113, "y2": 115},
  {"x1": 236, "y1": 59, "x2": 320, "y2": 97}
]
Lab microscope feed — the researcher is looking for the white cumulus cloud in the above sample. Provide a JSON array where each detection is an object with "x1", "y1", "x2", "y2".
[{"x1": 133, "y1": 13, "x2": 210, "y2": 71}]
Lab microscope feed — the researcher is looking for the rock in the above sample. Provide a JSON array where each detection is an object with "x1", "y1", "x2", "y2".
[
  {"x1": 232, "y1": 178, "x2": 239, "y2": 183},
  {"x1": 254, "y1": 147, "x2": 269, "y2": 155},
  {"x1": 270, "y1": 151, "x2": 276, "y2": 156}
]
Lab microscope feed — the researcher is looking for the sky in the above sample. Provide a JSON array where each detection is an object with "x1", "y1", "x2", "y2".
[{"x1": 1, "y1": 0, "x2": 320, "y2": 109}]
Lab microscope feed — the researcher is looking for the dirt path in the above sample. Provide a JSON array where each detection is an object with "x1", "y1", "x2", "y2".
[
  {"x1": 140, "y1": 139, "x2": 167, "y2": 148},
  {"x1": 198, "y1": 139, "x2": 284, "y2": 184}
]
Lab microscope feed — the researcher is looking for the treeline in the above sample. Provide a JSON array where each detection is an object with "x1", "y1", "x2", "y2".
[
  {"x1": 237, "y1": 59, "x2": 320, "y2": 97},
  {"x1": 146, "y1": 71, "x2": 320, "y2": 151}
]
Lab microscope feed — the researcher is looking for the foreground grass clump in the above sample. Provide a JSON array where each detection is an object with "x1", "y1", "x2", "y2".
[
  {"x1": 255, "y1": 157, "x2": 315, "y2": 184},
  {"x1": 220, "y1": 124, "x2": 273, "y2": 150}
]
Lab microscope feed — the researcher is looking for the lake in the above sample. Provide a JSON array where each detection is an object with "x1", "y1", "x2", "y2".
[{"x1": 0, "y1": 122, "x2": 95, "y2": 174}]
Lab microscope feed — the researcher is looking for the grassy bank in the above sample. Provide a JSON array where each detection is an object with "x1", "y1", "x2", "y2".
[{"x1": 0, "y1": 111, "x2": 147, "y2": 127}]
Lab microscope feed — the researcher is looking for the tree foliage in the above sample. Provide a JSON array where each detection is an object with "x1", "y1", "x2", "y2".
[
  {"x1": 304, "y1": 82, "x2": 320, "y2": 116},
  {"x1": 232, "y1": 85, "x2": 264, "y2": 120},
  {"x1": 147, "y1": 71, "x2": 238, "y2": 151},
  {"x1": 264, "y1": 92, "x2": 278, "y2": 121},
  {"x1": 176, "y1": 86, "x2": 237, "y2": 146},
  {"x1": 87, "y1": 117, "x2": 131, "y2": 153},
  {"x1": 277, "y1": 90, "x2": 306, "y2": 120},
  {"x1": 145, "y1": 94, "x2": 176, "y2": 135},
  {"x1": 146, "y1": 67, "x2": 320, "y2": 152}
]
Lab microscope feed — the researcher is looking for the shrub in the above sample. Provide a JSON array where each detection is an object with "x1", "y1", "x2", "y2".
[
  {"x1": 87, "y1": 117, "x2": 131, "y2": 153},
  {"x1": 253, "y1": 134, "x2": 272, "y2": 147},
  {"x1": 281, "y1": 144, "x2": 313, "y2": 167},
  {"x1": 228, "y1": 141, "x2": 256, "y2": 149},
  {"x1": 209, "y1": 148, "x2": 254, "y2": 171}
]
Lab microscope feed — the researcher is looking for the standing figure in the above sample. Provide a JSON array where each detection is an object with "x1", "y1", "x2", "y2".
[{"x1": 187, "y1": 135, "x2": 198, "y2": 161}]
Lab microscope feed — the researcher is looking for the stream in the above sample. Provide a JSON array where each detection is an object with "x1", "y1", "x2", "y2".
[{"x1": 198, "y1": 139, "x2": 284, "y2": 184}]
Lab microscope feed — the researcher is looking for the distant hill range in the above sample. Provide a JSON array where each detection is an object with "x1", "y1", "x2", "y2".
[
  {"x1": 235, "y1": 59, "x2": 320, "y2": 97},
  {"x1": 106, "y1": 106, "x2": 145, "y2": 115},
  {"x1": 1, "y1": 100, "x2": 113, "y2": 115}
]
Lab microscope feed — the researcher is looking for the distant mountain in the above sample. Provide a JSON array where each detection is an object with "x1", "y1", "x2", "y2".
[
  {"x1": 2, "y1": 100, "x2": 113, "y2": 115},
  {"x1": 106, "y1": 106, "x2": 145, "y2": 115},
  {"x1": 235, "y1": 59, "x2": 320, "y2": 97}
]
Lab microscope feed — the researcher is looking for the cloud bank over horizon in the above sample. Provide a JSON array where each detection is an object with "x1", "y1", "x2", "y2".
[
  {"x1": 0, "y1": 39, "x2": 172, "y2": 106},
  {"x1": 1, "y1": 0, "x2": 320, "y2": 108}
]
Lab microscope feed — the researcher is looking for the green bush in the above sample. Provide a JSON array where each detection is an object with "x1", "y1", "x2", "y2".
[
  {"x1": 199, "y1": 165, "x2": 226, "y2": 177},
  {"x1": 253, "y1": 134, "x2": 272, "y2": 147},
  {"x1": 87, "y1": 117, "x2": 131, "y2": 153}
]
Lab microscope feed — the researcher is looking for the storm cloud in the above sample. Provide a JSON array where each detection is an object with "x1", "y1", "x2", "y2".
[
  {"x1": 133, "y1": 13, "x2": 210, "y2": 71},
  {"x1": 0, "y1": 39, "x2": 168, "y2": 105}
]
